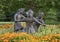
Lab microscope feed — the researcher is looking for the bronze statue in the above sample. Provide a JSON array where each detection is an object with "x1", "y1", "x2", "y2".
[
  {"x1": 24, "y1": 9, "x2": 35, "y2": 33},
  {"x1": 14, "y1": 8, "x2": 26, "y2": 32},
  {"x1": 33, "y1": 11, "x2": 46, "y2": 32},
  {"x1": 24, "y1": 9, "x2": 45, "y2": 33},
  {"x1": 14, "y1": 8, "x2": 46, "y2": 33}
]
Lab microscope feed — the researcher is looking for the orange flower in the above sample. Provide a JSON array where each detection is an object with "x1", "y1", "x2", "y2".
[
  {"x1": 9, "y1": 33, "x2": 15, "y2": 39},
  {"x1": 1, "y1": 37, "x2": 5, "y2": 40},
  {"x1": 3, "y1": 39, "x2": 8, "y2": 42},
  {"x1": 55, "y1": 39, "x2": 59, "y2": 42},
  {"x1": 20, "y1": 40, "x2": 24, "y2": 42},
  {"x1": 53, "y1": 34, "x2": 60, "y2": 37},
  {"x1": 51, "y1": 39, "x2": 55, "y2": 42},
  {"x1": 26, "y1": 39, "x2": 30, "y2": 42}
]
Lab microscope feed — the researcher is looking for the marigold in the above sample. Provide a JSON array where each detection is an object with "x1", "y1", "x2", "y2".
[
  {"x1": 20, "y1": 40, "x2": 24, "y2": 42},
  {"x1": 51, "y1": 39, "x2": 55, "y2": 42},
  {"x1": 3, "y1": 39, "x2": 8, "y2": 42}
]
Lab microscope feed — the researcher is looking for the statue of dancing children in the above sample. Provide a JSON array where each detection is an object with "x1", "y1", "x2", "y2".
[{"x1": 24, "y1": 9, "x2": 44, "y2": 33}]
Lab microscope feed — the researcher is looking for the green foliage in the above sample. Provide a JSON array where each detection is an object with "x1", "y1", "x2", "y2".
[
  {"x1": 0, "y1": 0, "x2": 60, "y2": 24},
  {"x1": 56, "y1": 36, "x2": 60, "y2": 40}
]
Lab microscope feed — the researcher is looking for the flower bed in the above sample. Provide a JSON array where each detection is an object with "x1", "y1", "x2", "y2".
[
  {"x1": 0, "y1": 22, "x2": 26, "y2": 29},
  {"x1": 0, "y1": 24, "x2": 13, "y2": 29},
  {"x1": 0, "y1": 32, "x2": 60, "y2": 42},
  {"x1": 0, "y1": 22, "x2": 60, "y2": 29}
]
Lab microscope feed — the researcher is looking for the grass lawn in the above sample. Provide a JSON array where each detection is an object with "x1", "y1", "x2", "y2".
[{"x1": 0, "y1": 22, "x2": 60, "y2": 37}]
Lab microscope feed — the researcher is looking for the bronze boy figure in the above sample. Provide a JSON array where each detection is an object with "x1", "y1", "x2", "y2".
[
  {"x1": 14, "y1": 8, "x2": 25, "y2": 32},
  {"x1": 24, "y1": 9, "x2": 35, "y2": 33},
  {"x1": 33, "y1": 11, "x2": 46, "y2": 32}
]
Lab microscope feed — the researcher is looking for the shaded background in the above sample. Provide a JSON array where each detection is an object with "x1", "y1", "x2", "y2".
[{"x1": 0, "y1": 0, "x2": 60, "y2": 24}]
